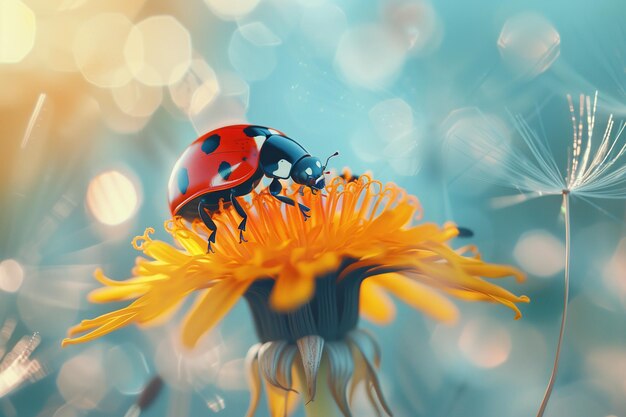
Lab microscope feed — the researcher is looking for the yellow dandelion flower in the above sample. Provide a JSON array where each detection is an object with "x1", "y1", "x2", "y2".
[{"x1": 63, "y1": 174, "x2": 528, "y2": 416}]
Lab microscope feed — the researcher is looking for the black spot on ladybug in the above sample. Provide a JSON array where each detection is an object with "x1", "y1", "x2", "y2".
[
  {"x1": 242, "y1": 157, "x2": 247, "y2": 161},
  {"x1": 201, "y1": 134, "x2": 220, "y2": 154},
  {"x1": 177, "y1": 168, "x2": 189, "y2": 194},
  {"x1": 218, "y1": 161, "x2": 232, "y2": 180},
  {"x1": 243, "y1": 126, "x2": 271, "y2": 138}
]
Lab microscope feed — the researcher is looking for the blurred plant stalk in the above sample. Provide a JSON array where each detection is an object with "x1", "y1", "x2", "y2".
[{"x1": 536, "y1": 190, "x2": 570, "y2": 417}]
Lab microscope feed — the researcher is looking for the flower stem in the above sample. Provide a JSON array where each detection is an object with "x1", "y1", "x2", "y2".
[
  {"x1": 536, "y1": 191, "x2": 571, "y2": 417},
  {"x1": 304, "y1": 359, "x2": 343, "y2": 417}
]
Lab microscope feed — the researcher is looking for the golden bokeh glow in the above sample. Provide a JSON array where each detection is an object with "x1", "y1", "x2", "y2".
[
  {"x1": 124, "y1": 15, "x2": 192, "y2": 87},
  {"x1": 169, "y1": 58, "x2": 220, "y2": 116},
  {"x1": 86, "y1": 170, "x2": 139, "y2": 226},
  {"x1": 0, "y1": 0, "x2": 36, "y2": 63},
  {"x1": 112, "y1": 79, "x2": 163, "y2": 118},
  {"x1": 73, "y1": 13, "x2": 134, "y2": 88},
  {"x1": 203, "y1": 0, "x2": 260, "y2": 20}
]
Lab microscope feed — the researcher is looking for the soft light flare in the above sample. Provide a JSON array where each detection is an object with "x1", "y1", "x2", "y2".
[
  {"x1": 0, "y1": 260, "x2": 24, "y2": 293},
  {"x1": 86, "y1": 170, "x2": 139, "y2": 226},
  {"x1": 0, "y1": 0, "x2": 36, "y2": 63},
  {"x1": 124, "y1": 15, "x2": 192, "y2": 86},
  {"x1": 458, "y1": 320, "x2": 512, "y2": 368},
  {"x1": 513, "y1": 230, "x2": 565, "y2": 278}
]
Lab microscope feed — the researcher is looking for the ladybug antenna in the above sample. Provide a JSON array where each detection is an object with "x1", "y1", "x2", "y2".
[{"x1": 322, "y1": 151, "x2": 339, "y2": 171}]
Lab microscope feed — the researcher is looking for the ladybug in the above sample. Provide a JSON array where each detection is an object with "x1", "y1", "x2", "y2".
[{"x1": 167, "y1": 124, "x2": 339, "y2": 252}]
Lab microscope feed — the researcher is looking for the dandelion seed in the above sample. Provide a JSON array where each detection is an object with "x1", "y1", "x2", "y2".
[
  {"x1": 455, "y1": 91, "x2": 626, "y2": 198},
  {"x1": 63, "y1": 174, "x2": 527, "y2": 416},
  {"x1": 449, "y1": 92, "x2": 626, "y2": 417}
]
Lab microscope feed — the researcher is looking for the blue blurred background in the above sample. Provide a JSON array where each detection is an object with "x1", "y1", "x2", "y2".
[{"x1": 1, "y1": 0, "x2": 626, "y2": 416}]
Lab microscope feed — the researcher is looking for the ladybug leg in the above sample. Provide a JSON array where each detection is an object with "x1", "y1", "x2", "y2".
[
  {"x1": 229, "y1": 190, "x2": 248, "y2": 243},
  {"x1": 198, "y1": 199, "x2": 217, "y2": 253},
  {"x1": 269, "y1": 178, "x2": 311, "y2": 221}
]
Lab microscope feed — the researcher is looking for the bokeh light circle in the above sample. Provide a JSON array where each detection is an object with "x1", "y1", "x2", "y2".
[
  {"x1": 203, "y1": 0, "x2": 260, "y2": 20},
  {"x1": 105, "y1": 344, "x2": 150, "y2": 394},
  {"x1": 458, "y1": 319, "x2": 512, "y2": 368},
  {"x1": 335, "y1": 24, "x2": 406, "y2": 89},
  {"x1": 383, "y1": 0, "x2": 441, "y2": 54},
  {"x1": 442, "y1": 107, "x2": 512, "y2": 196},
  {"x1": 217, "y1": 359, "x2": 247, "y2": 391},
  {"x1": 0, "y1": 259, "x2": 25, "y2": 293},
  {"x1": 73, "y1": 13, "x2": 134, "y2": 88},
  {"x1": 112, "y1": 80, "x2": 163, "y2": 118},
  {"x1": 384, "y1": 128, "x2": 424, "y2": 176},
  {"x1": 38, "y1": 13, "x2": 82, "y2": 72},
  {"x1": 57, "y1": 349, "x2": 107, "y2": 409},
  {"x1": 154, "y1": 331, "x2": 222, "y2": 389},
  {"x1": 169, "y1": 58, "x2": 220, "y2": 116},
  {"x1": 16, "y1": 265, "x2": 88, "y2": 337},
  {"x1": 124, "y1": 15, "x2": 192, "y2": 86},
  {"x1": 369, "y1": 98, "x2": 414, "y2": 142},
  {"x1": 189, "y1": 71, "x2": 249, "y2": 133},
  {"x1": 86, "y1": 170, "x2": 140, "y2": 226},
  {"x1": 586, "y1": 347, "x2": 626, "y2": 405},
  {"x1": 238, "y1": 22, "x2": 282, "y2": 46},
  {"x1": 513, "y1": 230, "x2": 565, "y2": 277},
  {"x1": 299, "y1": 3, "x2": 347, "y2": 58},
  {"x1": 603, "y1": 237, "x2": 626, "y2": 308},
  {"x1": 236, "y1": 0, "x2": 301, "y2": 40},
  {"x1": 498, "y1": 12, "x2": 560, "y2": 79},
  {"x1": 99, "y1": 94, "x2": 152, "y2": 134},
  {"x1": 0, "y1": 0, "x2": 36, "y2": 63}
]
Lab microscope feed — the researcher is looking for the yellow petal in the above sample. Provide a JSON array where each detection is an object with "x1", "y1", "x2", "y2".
[
  {"x1": 370, "y1": 273, "x2": 459, "y2": 323},
  {"x1": 88, "y1": 285, "x2": 149, "y2": 302},
  {"x1": 459, "y1": 261, "x2": 526, "y2": 283},
  {"x1": 181, "y1": 279, "x2": 251, "y2": 349},
  {"x1": 136, "y1": 293, "x2": 188, "y2": 326},
  {"x1": 168, "y1": 224, "x2": 206, "y2": 255},
  {"x1": 270, "y1": 266, "x2": 315, "y2": 312},
  {"x1": 245, "y1": 345, "x2": 262, "y2": 417},
  {"x1": 406, "y1": 244, "x2": 528, "y2": 308},
  {"x1": 359, "y1": 280, "x2": 396, "y2": 325},
  {"x1": 66, "y1": 301, "x2": 143, "y2": 336},
  {"x1": 62, "y1": 313, "x2": 136, "y2": 347},
  {"x1": 444, "y1": 288, "x2": 494, "y2": 301},
  {"x1": 143, "y1": 240, "x2": 191, "y2": 265},
  {"x1": 365, "y1": 203, "x2": 413, "y2": 237},
  {"x1": 488, "y1": 294, "x2": 530, "y2": 319},
  {"x1": 265, "y1": 380, "x2": 300, "y2": 417}
]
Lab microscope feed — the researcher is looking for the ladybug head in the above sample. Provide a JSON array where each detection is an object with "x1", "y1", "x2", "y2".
[
  {"x1": 291, "y1": 152, "x2": 339, "y2": 192},
  {"x1": 292, "y1": 156, "x2": 325, "y2": 190}
]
